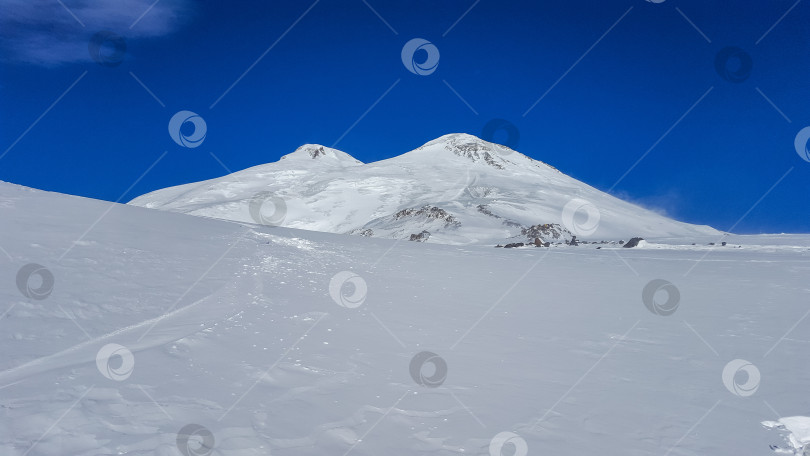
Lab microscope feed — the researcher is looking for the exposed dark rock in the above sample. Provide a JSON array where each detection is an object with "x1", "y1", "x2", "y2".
[
  {"x1": 358, "y1": 229, "x2": 373, "y2": 237},
  {"x1": 393, "y1": 205, "x2": 461, "y2": 228},
  {"x1": 623, "y1": 237, "x2": 644, "y2": 248},
  {"x1": 721, "y1": 241, "x2": 727, "y2": 246},
  {"x1": 521, "y1": 223, "x2": 571, "y2": 242},
  {"x1": 477, "y1": 205, "x2": 500, "y2": 218},
  {"x1": 477, "y1": 205, "x2": 517, "y2": 226},
  {"x1": 409, "y1": 230, "x2": 431, "y2": 242},
  {"x1": 504, "y1": 242, "x2": 525, "y2": 248},
  {"x1": 568, "y1": 236, "x2": 579, "y2": 246},
  {"x1": 309, "y1": 146, "x2": 327, "y2": 158},
  {"x1": 449, "y1": 142, "x2": 505, "y2": 169}
]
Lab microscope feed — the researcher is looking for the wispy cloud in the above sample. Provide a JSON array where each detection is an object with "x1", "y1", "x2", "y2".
[
  {"x1": 612, "y1": 188, "x2": 681, "y2": 219},
  {"x1": 0, "y1": 0, "x2": 191, "y2": 66}
]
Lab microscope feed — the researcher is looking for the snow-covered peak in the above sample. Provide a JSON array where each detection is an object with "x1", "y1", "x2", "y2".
[
  {"x1": 280, "y1": 144, "x2": 363, "y2": 165},
  {"x1": 129, "y1": 134, "x2": 719, "y2": 244},
  {"x1": 409, "y1": 133, "x2": 528, "y2": 170},
  {"x1": 420, "y1": 132, "x2": 483, "y2": 147}
]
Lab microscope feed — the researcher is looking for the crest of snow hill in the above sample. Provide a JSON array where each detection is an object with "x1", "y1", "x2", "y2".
[
  {"x1": 128, "y1": 134, "x2": 719, "y2": 246},
  {"x1": 280, "y1": 144, "x2": 363, "y2": 164}
]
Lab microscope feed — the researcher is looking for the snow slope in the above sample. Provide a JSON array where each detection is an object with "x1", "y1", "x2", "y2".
[
  {"x1": 129, "y1": 134, "x2": 719, "y2": 244},
  {"x1": 2, "y1": 181, "x2": 809, "y2": 455},
  {"x1": 763, "y1": 417, "x2": 810, "y2": 454}
]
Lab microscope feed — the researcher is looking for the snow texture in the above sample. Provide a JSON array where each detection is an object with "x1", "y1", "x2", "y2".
[{"x1": 1, "y1": 177, "x2": 808, "y2": 455}]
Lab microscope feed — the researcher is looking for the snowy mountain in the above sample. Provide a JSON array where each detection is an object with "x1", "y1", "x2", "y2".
[
  {"x1": 2, "y1": 180, "x2": 809, "y2": 456},
  {"x1": 129, "y1": 134, "x2": 719, "y2": 244}
]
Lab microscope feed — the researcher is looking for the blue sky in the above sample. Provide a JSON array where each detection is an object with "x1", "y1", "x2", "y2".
[{"x1": 1, "y1": 0, "x2": 808, "y2": 233}]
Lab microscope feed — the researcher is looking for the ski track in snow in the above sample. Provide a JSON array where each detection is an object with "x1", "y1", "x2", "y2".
[{"x1": 1, "y1": 181, "x2": 809, "y2": 455}]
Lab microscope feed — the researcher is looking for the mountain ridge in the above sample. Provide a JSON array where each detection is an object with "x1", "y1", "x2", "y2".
[
  {"x1": 280, "y1": 144, "x2": 364, "y2": 164},
  {"x1": 128, "y1": 134, "x2": 719, "y2": 245}
]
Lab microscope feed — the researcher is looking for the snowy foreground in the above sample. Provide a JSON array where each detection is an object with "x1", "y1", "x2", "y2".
[{"x1": 1, "y1": 181, "x2": 809, "y2": 455}]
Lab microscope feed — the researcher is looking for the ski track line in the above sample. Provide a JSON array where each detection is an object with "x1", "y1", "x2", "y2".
[{"x1": 0, "y1": 275, "x2": 248, "y2": 386}]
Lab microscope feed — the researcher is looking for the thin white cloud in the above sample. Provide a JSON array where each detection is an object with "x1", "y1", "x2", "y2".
[{"x1": 0, "y1": 0, "x2": 192, "y2": 66}]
